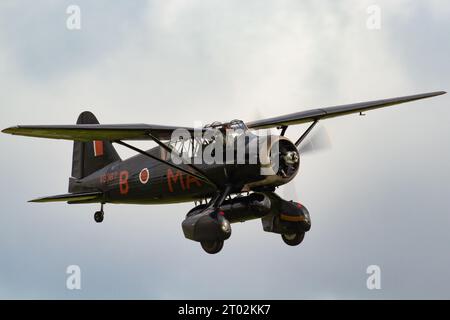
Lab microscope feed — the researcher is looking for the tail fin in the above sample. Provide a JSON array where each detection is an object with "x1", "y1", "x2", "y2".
[{"x1": 70, "y1": 111, "x2": 121, "y2": 181}]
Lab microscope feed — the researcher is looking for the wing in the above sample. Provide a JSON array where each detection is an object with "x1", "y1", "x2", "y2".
[
  {"x1": 29, "y1": 191, "x2": 103, "y2": 203},
  {"x1": 246, "y1": 91, "x2": 446, "y2": 129},
  {"x1": 2, "y1": 124, "x2": 198, "y2": 141},
  {"x1": 3, "y1": 91, "x2": 446, "y2": 140}
]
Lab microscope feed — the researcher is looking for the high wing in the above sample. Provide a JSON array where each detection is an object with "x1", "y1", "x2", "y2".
[
  {"x1": 246, "y1": 91, "x2": 446, "y2": 130},
  {"x1": 2, "y1": 122, "x2": 218, "y2": 185},
  {"x1": 2, "y1": 91, "x2": 445, "y2": 140},
  {"x1": 2, "y1": 123, "x2": 199, "y2": 141}
]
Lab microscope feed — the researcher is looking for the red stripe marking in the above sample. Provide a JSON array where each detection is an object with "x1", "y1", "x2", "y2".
[{"x1": 93, "y1": 141, "x2": 104, "y2": 157}]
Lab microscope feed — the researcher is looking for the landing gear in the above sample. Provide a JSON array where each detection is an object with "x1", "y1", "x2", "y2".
[
  {"x1": 282, "y1": 232, "x2": 305, "y2": 246},
  {"x1": 201, "y1": 240, "x2": 224, "y2": 254},
  {"x1": 94, "y1": 203, "x2": 105, "y2": 223},
  {"x1": 94, "y1": 211, "x2": 104, "y2": 223},
  {"x1": 183, "y1": 185, "x2": 233, "y2": 254}
]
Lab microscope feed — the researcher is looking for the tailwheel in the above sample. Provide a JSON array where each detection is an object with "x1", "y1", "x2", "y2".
[
  {"x1": 282, "y1": 232, "x2": 305, "y2": 246},
  {"x1": 94, "y1": 203, "x2": 105, "y2": 223},
  {"x1": 200, "y1": 240, "x2": 224, "y2": 254},
  {"x1": 94, "y1": 211, "x2": 104, "y2": 223}
]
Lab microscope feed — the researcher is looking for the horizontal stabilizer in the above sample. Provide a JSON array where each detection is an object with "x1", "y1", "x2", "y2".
[{"x1": 29, "y1": 191, "x2": 103, "y2": 203}]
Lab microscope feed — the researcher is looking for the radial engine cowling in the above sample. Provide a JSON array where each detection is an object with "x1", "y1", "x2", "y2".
[{"x1": 246, "y1": 136, "x2": 300, "y2": 190}]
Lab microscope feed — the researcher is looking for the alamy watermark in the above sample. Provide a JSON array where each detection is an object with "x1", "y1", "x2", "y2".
[
  {"x1": 66, "y1": 265, "x2": 81, "y2": 290},
  {"x1": 167, "y1": 123, "x2": 288, "y2": 176},
  {"x1": 366, "y1": 265, "x2": 381, "y2": 290},
  {"x1": 66, "y1": 5, "x2": 81, "y2": 30},
  {"x1": 366, "y1": 5, "x2": 381, "y2": 30}
]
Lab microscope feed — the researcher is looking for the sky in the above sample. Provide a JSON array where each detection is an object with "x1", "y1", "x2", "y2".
[{"x1": 0, "y1": 0, "x2": 449, "y2": 299}]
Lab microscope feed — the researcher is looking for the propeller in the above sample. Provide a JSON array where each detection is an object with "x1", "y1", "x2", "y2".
[
  {"x1": 298, "y1": 125, "x2": 332, "y2": 155},
  {"x1": 251, "y1": 109, "x2": 332, "y2": 200},
  {"x1": 251, "y1": 109, "x2": 332, "y2": 155},
  {"x1": 283, "y1": 125, "x2": 332, "y2": 200}
]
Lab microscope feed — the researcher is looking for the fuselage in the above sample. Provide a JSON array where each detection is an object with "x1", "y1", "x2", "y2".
[
  {"x1": 74, "y1": 134, "x2": 300, "y2": 205},
  {"x1": 75, "y1": 146, "x2": 258, "y2": 204}
]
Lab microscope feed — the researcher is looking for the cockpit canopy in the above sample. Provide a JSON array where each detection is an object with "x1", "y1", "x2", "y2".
[
  {"x1": 227, "y1": 119, "x2": 248, "y2": 132},
  {"x1": 204, "y1": 119, "x2": 248, "y2": 136},
  {"x1": 168, "y1": 120, "x2": 249, "y2": 158}
]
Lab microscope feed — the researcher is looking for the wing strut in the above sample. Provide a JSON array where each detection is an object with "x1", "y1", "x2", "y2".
[
  {"x1": 279, "y1": 126, "x2": 288, "y2": 136},
  {"x1": 295, "y1": 120, "x2": 319, "y2": 147},
  {"x1": 114, "y1": 140, "x2": 218, "y2": 188}
]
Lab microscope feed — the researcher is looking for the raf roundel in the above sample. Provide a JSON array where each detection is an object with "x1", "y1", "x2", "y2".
[{"x1": 139, "y1": 168, "x2": 150, "y2": 184}]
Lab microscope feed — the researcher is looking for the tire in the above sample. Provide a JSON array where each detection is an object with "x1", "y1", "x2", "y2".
[
  {"x1": 281, "y1": 232, "x2": 305, "y2": 246},
  {"x1": 200, "y1": 240, "x2": 224, "y2": 254},
  {"x1": 94, "y1": 211, "x2": 104, "y2": 223}
]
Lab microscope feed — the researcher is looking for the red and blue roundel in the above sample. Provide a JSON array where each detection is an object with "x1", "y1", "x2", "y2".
[{"x1": 139, "y1": 168, "x2": 150, "y2": 184}]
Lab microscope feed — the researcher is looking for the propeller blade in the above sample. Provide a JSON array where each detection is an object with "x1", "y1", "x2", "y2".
[{"x1": 298, "y1": 125, "x2": 332, "y2": 155}]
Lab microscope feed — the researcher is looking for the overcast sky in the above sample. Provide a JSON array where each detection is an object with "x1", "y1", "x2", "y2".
[{"x1": 0, "y1": 0, "x2": 449, "y2": 299}]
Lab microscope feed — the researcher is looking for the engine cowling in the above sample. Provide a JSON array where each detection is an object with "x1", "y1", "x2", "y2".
[{"x1": 245, "y1": 135, "x2": 300, "y2": 190}]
